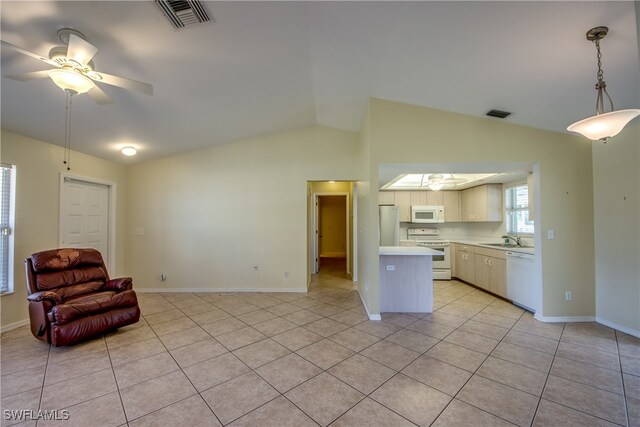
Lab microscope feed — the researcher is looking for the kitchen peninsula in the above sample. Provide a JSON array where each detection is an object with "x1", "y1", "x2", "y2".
[{"x1": 379, "y1": 246, "x2": 440, "y2": 313}]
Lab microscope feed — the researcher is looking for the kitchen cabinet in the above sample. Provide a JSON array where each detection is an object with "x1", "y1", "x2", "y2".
[
  {"x1": 410, "y1": 191, "x2": 427, "y2": 206},
  {"x1": 460, "y1": 185, "x2": 503, "y2": 222},
  {"x1": 381, "y1": 190, "x2": 462, "y2": 223},
  {"x1": 395, "y1": 191, "x2": 412, "y2": 222},
  {"x1": 426, "y1": 191, "x2": 443, "y2": 206},
  {"x1": 473, "y1": 247, "x2": 507, "y2": 298},
  {"x1": 443, "y1": 191, "x2": 461, "y2": 222},
  {"x1": 455, "y1": 245, "x2": 475, "y2": 284},
  {"x1": 527, "y1": 172, "x2": 535, "y2": 221}
]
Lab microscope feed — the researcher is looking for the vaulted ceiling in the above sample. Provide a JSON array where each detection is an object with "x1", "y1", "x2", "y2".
[{"x1": 1, "y1": 1, "x2": 638, "y2": 164}]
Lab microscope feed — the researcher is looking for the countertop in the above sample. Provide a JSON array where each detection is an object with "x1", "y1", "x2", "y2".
[
  {"x1": 379, "y1": 246, "x2": 441, "y2": 256},
  {"x1": 453, "y1": 240, "x2": 535, "y2": 255},
  {"x1": 400, "y1": 239, "x2": 535, "y2": 255}
]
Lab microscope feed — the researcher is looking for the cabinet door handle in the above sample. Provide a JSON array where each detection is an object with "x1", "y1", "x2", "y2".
[{"x1": 488, "y1": 260, "x2": 493, "y2": 266}]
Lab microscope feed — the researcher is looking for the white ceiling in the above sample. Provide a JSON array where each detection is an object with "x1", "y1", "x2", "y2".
[{"x1": 1, "y1": 1, "x2": 638, "y2": 164}]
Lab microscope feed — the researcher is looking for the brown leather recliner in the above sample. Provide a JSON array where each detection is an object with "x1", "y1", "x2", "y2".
[{"x1": 25, "y1": 248, "x2": 140, "y2": 346}]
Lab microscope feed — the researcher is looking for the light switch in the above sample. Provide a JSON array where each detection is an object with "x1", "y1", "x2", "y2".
[
  {"x1": 547, "y1": 229, "x2": 555, "y2": 240},
  {"x1": 134, "y1": 228, "x2": 145, "y2": 236}
]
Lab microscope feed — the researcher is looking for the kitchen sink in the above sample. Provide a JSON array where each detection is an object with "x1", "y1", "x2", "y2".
[{"x1": 481, "y1": 243, "x2": 534, "y2": 249}]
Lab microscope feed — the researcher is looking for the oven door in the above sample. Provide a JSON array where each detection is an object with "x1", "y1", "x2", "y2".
[{"x1": 417, "y1": 244, "x2": 450, "y2": 269}]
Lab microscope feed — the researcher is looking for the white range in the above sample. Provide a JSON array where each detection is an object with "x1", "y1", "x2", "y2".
[{"x1": 407, "y1": 228, "x2": 451, "y2": 280}]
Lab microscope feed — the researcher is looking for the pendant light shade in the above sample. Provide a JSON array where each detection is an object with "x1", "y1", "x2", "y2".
[
  {"x1": 567, "y1": 26, "x2": 640, "y2": 142},
  {"x1": 568, "y1": 109, "x2": 640, "y2": 141}
]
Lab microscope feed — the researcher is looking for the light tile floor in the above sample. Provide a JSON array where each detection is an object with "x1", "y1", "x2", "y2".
[{"x1": 1, "y1": 260, "x2": 638, "y2": 426}]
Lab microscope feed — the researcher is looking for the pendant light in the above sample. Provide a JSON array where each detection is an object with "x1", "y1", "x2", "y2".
[{"x1": 567, "y1": 26, "x2": 640, "y2": 143}]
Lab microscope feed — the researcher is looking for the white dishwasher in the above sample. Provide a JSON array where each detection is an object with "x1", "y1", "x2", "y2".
[{"x1": 506, "y1": 251, "x2": 537, "y2": 313}]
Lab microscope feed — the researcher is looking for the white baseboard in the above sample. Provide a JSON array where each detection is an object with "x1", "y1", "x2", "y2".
[
  {"x1": 0, "y1": 319, "x2": 30, "y2": 333},
  {"x1": 596, "y1": 317, "x2": 640, "y2": 338},
  {"x1": 534, "y1": 314, "x2": 596, "y2": 323},
  {"x1": 356, "y1": 288, "x2": 381, "y2": 321},
  {"x1": 136, "y1": 287, "x2": 308, "y2": 293}
]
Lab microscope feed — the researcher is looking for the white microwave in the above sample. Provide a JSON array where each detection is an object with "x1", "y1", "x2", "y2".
[{"x1": 411, "y1": 205, "x2": 445, "y2": 223}]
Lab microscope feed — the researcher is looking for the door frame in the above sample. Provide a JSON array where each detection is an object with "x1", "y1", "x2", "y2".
[
  {"x1": 312, "y1": 192, "x2": 350, "y2": 275},
  {"x1": 59, "y1": 172, "x2": 117, "y2": 272}
]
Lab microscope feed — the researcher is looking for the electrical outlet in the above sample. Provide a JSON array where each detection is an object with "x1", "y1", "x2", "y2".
[
  {"x1": 386, "y1": 265, "x2": 395, "y2": 271},
  {"x1": 547, "y1": 229, "x2": 555, "y2": 240},
  {"x1": 565, "y1": 291, "x2": 572, "y2": 301}
]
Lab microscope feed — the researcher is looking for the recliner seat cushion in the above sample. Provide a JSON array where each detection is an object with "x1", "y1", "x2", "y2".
[{"x1": 48, "y1": 290, "x2": 138, "y2": 325}]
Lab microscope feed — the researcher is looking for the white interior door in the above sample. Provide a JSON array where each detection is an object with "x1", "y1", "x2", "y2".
[{"x1": 60, "y1": 178, "x2": 109, "y2": 264}]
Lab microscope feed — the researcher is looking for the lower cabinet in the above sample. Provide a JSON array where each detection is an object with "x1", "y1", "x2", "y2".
[
  {"x1": 454, "y1": 245, "x2": 507, "y2": 298},
  {"x1": 455, "y1": 245, "x2": 476, "y2": 284}
]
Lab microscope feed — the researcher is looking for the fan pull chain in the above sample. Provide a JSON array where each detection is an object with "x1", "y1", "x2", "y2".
[{"x1": 63, "y1": 91, "x2": 73, "y2": 171}]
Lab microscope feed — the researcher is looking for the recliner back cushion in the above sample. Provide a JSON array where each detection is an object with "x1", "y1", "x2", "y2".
[{"x1": 30, "y1": 248, "x2": 107, "y2": 291}]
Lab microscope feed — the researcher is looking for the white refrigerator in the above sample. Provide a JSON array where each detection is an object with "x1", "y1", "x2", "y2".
[{"x1": 379, "y1": 205, "x2": 400, "y2": 246}]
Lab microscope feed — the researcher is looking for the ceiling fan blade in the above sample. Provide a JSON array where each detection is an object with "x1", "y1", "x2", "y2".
[
  {"x1": 87, "y1": 85, "x2": 114, "y2": 105},
  {"x1": 66, "y1": 34, "x2": 98, "y2": 67},
  {"x1": 4, "y1": 69, "x2": 53, "y2": 81},
  {"x1": 1, "y1": 40, "x2": 59, "y2": 67},
  {"x1": 93, "y1": 71, "x2": 153, "y2": 96}
]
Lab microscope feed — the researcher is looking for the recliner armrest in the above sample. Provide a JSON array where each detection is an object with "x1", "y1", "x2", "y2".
[
  {"x1": 104, "y1": 277, "x2": 133, "y2": 292},
  {"x1": 27, "y1": 291, "x2": 61, "y2": 305}
]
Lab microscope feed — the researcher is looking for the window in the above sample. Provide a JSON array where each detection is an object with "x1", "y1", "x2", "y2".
[
  {"x1": 1, "y1": 164, "x2": 16, "y2": 294},
  {"x1": 505, "y1": 184, "x2": 534, "y2": 235}
]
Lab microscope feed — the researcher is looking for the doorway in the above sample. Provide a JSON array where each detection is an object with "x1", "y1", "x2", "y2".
[
  {"x1": 308, "y1": 181, "x2": 357, "y2": 284},
  {"x1": 316, "y1": 194, "x2": 348, "y2": 273},
  {"x1": 59, "y1": 173, "x2": 116, "y2": 270}
]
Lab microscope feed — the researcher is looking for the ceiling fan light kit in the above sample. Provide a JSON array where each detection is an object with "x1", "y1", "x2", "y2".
[
  {"x1": 567, "y1": 26, "x2": 640, "y2": 143},
  {"x1": 48, "y1": 68, "x2": 94, "y2": 94}
]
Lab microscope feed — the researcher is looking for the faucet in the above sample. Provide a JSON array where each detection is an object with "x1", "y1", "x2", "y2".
[{"x1": 502, "y1": 234, "x2": 521, "y2": 246}]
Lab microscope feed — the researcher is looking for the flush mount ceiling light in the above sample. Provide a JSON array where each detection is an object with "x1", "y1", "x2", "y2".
[
  {"x1": 121, "y1": 146, "x2": 137, "y2": 156},
  {"x1": 567, "y1": 26, "x2": 640, "y2": 143}
]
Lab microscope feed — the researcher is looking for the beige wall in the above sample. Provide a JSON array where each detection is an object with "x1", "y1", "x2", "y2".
[
  {"x1": 359, "y1": 98, "x2": 596, "y2": 318},
  {"x1": 593, "y1": 122, "x2": 640, "y2": 335},
  {"x1": 0, "y1": 130, "x2": 127, "y2": 329},
  {"x1": 125, "y1": 125, "x2": 358, "y2": 292}
]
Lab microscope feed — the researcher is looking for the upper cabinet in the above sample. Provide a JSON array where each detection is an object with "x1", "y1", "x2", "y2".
[
  {"x1": 378, "y1": 191, "x2": 395, "y2": 205},
  {"x1": 527, "y1": 172, "x2": 535, "y2": 221},
  {"x1": 395, "y1": 191, "x2": 412, "y2": 222},
  {"x1": 443, "y1": 191, "x2": 461, "y2": 222},
  {"x1": 460, "y1": 185, "x2": 503, "y2": 222},
  {"x1": 378, "y1": 190, "x2": 461, "y2": 223}
]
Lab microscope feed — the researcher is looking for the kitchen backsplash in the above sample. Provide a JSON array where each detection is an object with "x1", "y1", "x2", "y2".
[{"x1": 400, "y1": 222, "x2": 535, "y2": 246}]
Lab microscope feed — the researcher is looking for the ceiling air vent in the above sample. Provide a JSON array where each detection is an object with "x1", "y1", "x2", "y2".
[
  {"x1": 155, "y1": 0, "x2": 212, "y2": 29},
  {"x1": 486, "y1": 109, "x2": 512, "y2": 119}
]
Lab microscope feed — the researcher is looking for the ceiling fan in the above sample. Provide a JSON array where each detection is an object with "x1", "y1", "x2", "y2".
[{"x1": 1, "y1": 28, "x2": 153, "y2": 104}]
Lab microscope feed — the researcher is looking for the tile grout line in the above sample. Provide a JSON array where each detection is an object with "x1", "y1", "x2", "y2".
[
  {"x1": 34, "y1": 339, "x2": 52, "y2": 427},
  {"x1": 104, "y1": 334, "x2": 131, "y2": 426},
  {"x1": 615, "y1": 330, "x2": 631, "y2": 427},
  {"x1": 527, "y1": 321, "x2": 565, "y2": 426},
  {"x1": 426, "y1": 293, "x2": 529, "y2": 427}
]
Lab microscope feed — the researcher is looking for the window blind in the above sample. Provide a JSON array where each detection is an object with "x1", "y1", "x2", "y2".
[
  {"x1": 505, "y1": 184, "x2": 534, "y2": 234},
  {"x1": 0, "y1": 164, "x2": 14, "y2": 293}
]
